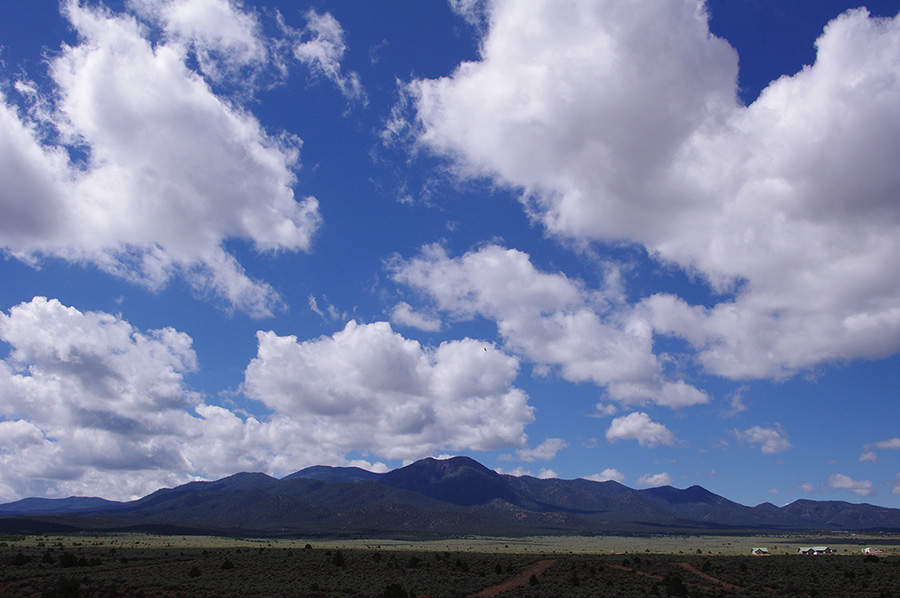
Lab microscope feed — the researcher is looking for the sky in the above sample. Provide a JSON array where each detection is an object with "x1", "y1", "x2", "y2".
[{"x1": 1, "y1": 0, "x2": 900, "y2": 509}]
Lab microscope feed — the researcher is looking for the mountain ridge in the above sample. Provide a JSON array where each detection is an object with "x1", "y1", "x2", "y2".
[{"x1": 2, "y1": 456, "x2": 899, "y2": 537}]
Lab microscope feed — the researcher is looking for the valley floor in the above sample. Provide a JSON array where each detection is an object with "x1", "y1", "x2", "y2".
[{"x1": 2, "y1": 533, "x2": 900, "y2": 597}]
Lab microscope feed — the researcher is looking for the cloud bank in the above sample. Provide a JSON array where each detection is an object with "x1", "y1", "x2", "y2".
[
  {"x1": 404, "y1": 0, "x2": 900, "y2": 382},
  {"x1": 0, "y1": 297, "x2": 534, "y2": 501}
]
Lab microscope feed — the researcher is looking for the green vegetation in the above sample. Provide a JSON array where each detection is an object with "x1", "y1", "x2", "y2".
[{"x1": 1, "y1": 533, "x2": 899, "y2": 596}]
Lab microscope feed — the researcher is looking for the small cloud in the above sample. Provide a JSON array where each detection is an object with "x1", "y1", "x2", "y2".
[
  {"x1": 346, "y1": 459, "x2": 390, "y2": 474},
  {"x1": 796, "y1": 483, "x2": 817, "y2": 494},
  {"x1": 637, "y1": 472, "x2": 673, "y2": 487},
  {"x1": 893, "y1": 475, "x2": 900, "y2": 496},
  {"x1": 309, "y1": 294, "x2": 344, "y2": 321},
  {"x1": 873, "y1": 438, "x2": 900, "y2": 450},
  {"x1": 606, "y1": 412, "x2": 676, "y2": 448},
  {"x1": 766, "y1": 486, "x2": 780, "y2": 494},
  {"x1": 389, "y1": 301, "x2": 441, "y2": 332},
  {"x1": 293, "y1": 10, "x2": 365, "y2": 102},
  {"x1": 860, "y1": 451, "x2": 878, "y2": 463},
  {"x1": 594, "y1": 403, "x2": 618, "y2": 417},
  {"x1": 584, "y1": 468, "x2": 625, "y2": 483},
  {"x1": 734, "y1": 424, "x2": 792, "y2": 454},
  {"x1": 495, "y1": 466, "x2": 531, "y2": 477},
  {"x1": 308, "y1": 294, "x2": 324, "y2": 317},
  {"x1": 860, "y1": 437, "x2": 900, "y2": 464},
  {"x1": 828, "y1": 473, "x2": 874, "y2": 497},
  {"x1": 722, "y1": 386, "x2": 749, "y2": 417},
  {"x1": 537, "y1": 468, "x2": 557, "y2": 479},
  {"x1": 516, "y1": 438, "x2": 567, "y2": 462}
]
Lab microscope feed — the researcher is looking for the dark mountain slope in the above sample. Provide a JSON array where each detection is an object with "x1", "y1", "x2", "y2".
[
  {"x1": 0, "y1": 496, "x2": 124, "y2": 516},
  {"x1": 4, "y1": 456, "x2": 900, "y2": 536},
  {"x1": 379, "y1": 456, "x2": 517, "y2": 506},
  {"x1": 779, "y1": 499, "x2": 900, "y2": 530}
]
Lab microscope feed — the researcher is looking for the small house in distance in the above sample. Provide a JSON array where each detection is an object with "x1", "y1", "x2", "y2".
[
  {"x1": 798, "y1": 546, "x2": 834, "y2": 555},
  {"x1": 750, "y1": 547, "x2": 770, "y2": 556},
  {"x1": 861, "y1": 547, "x2": 883, "y2": 555}
]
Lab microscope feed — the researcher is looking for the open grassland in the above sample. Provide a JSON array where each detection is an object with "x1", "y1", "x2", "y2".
[{"x1": 2, "y1": 533, "x2": 900, "y2": 597}]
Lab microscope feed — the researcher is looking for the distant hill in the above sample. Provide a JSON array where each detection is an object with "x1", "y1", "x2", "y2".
[
  {"x1": 0, "y1": 496, "x2": 124, "y2": 516},
  {"x1": 283, "y1": 465, "x2": 384, "y2": 484},
  {"x1": 2, "y1": 456, "x2": 899, "y2": 537}
]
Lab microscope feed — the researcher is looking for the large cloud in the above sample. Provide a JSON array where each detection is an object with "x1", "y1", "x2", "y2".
[
  {"x1": 0, "y1": 297, "x2": 536, "y2": 501},
  {"x1": 392, "y1": 244, "x2": 708, "y2": 408},
  {"x1": 405, "y1": 0, "x2": 900, "y2": 380},
  {"x1": 0, "y1": 297, "x2": 326, "y2": 501},
  {"x1": 0, "y1": 297, "x2": 201, "y2": 500},
  {"x1": 0, "y1": 0, "x2": 323, "y2": 316},
  {"x1": 242, "y1": 320, "x2": 534, "y2": 460}
]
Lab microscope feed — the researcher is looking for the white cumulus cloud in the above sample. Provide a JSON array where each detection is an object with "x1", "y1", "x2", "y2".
[
  {"x1": 638, "y1": 472, "x2": 673, "y2": 487},
  {"x1": 584, "y1": 468, "x2": 625, "y2": 483},
  {"x1": 0, "y1": 0, "x2": 322, "y2": 317},
  {"x1": 828, "y1": 473, "x2": 874, "y2": 497},
  {"x1": 860, "y1": 437, "x2": 900, "y2": 463},
  {"x1": 734, "y1": 425, "x2": 792, "y2": 454},
  {"x1": 515, "y1": 438, "x2": 567, "y2": 462},
  {"x1": 392, "y1": 244, "x2": 708, "y2": 408},
  {"x1": 0, "y1": 297, "x2": 461, "y2": 502},
  {"x1": 605, "y1": 412, "x2": 676, "y2": 448},
  {"x1": 242, "y1": 320, "x2": 534, "y2": 460},
  {"x1": 404, "y1": 0, "x2": 900, "y2": 382},
  {"x1": 390, "y1": 301, "x2": 442, "y2": 332}
]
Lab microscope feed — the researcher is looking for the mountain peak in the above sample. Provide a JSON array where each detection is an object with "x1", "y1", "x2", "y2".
[{"x1": 380, "y1": 456, "x2": 512, "y2": 506}]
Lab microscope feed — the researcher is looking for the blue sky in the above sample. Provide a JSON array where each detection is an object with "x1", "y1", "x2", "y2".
[{"x1": 2, "y1": 0, "x2": 900, "y2": 509}]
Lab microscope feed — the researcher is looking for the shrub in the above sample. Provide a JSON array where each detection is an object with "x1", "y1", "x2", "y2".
[
  {"x1": 383, "y1": 583, "x2": 409, "y2": 598},
  {"x1": 188, "y1": 566, "x2": 201, "y2": 578},
  {"x1": 40, "y1": 576, "x2": 81, "y2": 598},
  {"x1": 221, "y1": 558, "x2": 234, "y2": 570},
  {"x1": 663, "y1": 572, "x2": 688, "y2": 597},
  {"x1": 332, "y1": 550, "x2": 346, "y2": 567}
]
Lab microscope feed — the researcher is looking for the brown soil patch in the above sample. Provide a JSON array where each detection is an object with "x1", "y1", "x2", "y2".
[
  {"x1": 676, "y1": 561, "x2": 742, "y2": 591},
  {"x1": 602, "y1": 562, "x2": 663, "y2": 581},
  {"x1": 466, "y1": 559, "x2": 558, "y2": 597}
]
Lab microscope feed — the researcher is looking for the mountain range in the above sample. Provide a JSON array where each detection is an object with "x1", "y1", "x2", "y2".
[{"x1": 2, "y1": 456, "x2": 899, "y2": 537}]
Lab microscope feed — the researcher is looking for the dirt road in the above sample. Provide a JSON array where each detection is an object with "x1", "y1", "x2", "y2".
[{"x1": 465, "y1": 559, "x2": 558, "y2": 597}]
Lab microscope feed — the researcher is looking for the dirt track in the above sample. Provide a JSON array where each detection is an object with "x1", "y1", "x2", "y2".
[
  {"x1": 465, "y1": 559, "x2": 558, "y2": 597},
  {"x1": 676, "y1": 561, "x2": 742, "y2": 591}
]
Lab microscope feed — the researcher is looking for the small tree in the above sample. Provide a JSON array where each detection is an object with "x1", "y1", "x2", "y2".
[{"x1": 663, "y1": 572, "x2": 688, "y2": 597}]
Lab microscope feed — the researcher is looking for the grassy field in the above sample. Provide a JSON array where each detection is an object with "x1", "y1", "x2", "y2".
[{"x1": 2, "y1": 533, "x2": 899, "y2": 597}]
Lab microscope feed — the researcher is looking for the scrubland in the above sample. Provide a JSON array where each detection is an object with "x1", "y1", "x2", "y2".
[{"x1": 2, "y1": 533, "x2": 899, "y2": 597}]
